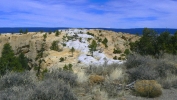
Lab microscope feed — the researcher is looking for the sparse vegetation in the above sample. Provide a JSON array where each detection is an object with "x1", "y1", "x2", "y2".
[
  {"x1": 1, "y1": 28, "x2": 177, "y2": 100},
  {"x1": 0, "y1": 70, "x2": 77, "y2": 100}
]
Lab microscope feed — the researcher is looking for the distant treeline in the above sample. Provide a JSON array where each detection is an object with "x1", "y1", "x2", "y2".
[
  {"x1": 0, "y1": 27, "x2": 177, "y2": 34},
  {"x1": 130, "y1": 28, "x2": 177, "y2": 57}
]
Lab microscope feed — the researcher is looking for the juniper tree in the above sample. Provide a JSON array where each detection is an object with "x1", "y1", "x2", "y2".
[
  {"x1": 0, "y1": 43, "x2": 23, "y2": 76},
  {"x1": 89, "y1": 40, "x2": 97, "y2": 56},
  {"x1": 70, "y1": 47, "x2": 75, "y2": 57}
]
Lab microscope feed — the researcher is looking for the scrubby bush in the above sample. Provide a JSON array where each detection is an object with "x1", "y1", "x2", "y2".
[
  {"x1": 102, "y1": 82, "x2": 123, "y2": 97},
  {"x1": 30, "y1": 79, "x2": 77, "y2": 100},
  {"x1": 127, "y1": 65, "x2": 158, "y2": 82},
  {"x1": 86, "y1": 63, "x2": 119, "y2": 76},
  {"x1": 134, "y1": 80, "x2": 162, "y2": 98},
  {"x1": 159, "y1": 79, "x2": 172, "y2": 89},
  {"x1": 158, "y1": 74, "x2": 177, "y2": 89},
  {"x1": 44, "y1": 70, "x2": 77, "y2": 86},
  {"x1": 0, "y1": 70, "x2": 78, "y2": 100},
  {"x1": 155, "y1": 62, "x2": 177, "y2": 78},
  {"x1": 125, "y1": 54, "x2": 149, "y2": 69},
  {"x1": 0, "y1": 71, "x2": 34, "y2": 90},
  {"x1": 172, "y1": 79, "x2": 177, "y2": 89}
]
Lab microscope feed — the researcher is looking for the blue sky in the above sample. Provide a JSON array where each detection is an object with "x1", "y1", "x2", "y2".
[{"x1": 0, "y1": 0, "x2": 177, "y2": 28}]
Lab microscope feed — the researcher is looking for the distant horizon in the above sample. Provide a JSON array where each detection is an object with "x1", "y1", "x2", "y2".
[
  {"x1": 0, "y1": 27, "x2": 177, "y2": 29},
  {"x1": 0, "y1": 27, "x2": 177, "y2": 34}
]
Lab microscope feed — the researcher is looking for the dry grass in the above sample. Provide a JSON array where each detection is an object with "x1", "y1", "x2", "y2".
[
  {"x1": 134, "y1": 80, "x2": 162, "y2": 98},
  {"x1": 109, "y1": 68, "x2": 123, "y2": 81},
  {"x1": 89, "y1": 75, "x2": 105, "y2": 85},
  {"x1": 77, "y1": 71, "x2": 88, "y2": 83}
]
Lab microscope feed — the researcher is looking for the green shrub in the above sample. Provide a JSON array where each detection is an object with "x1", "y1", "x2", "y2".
[
  {"x1": 98, "y1": 38, "x2": 102, "y2": 42},
  {"x1": 121, "y1": 54, "x2": 126, "y2": 56},
  {"x1": 87, "y1": 32, "x2": 94, "y2": 36},
  {"x1": 0, "y1": 43, "x2": 24, "y2": 76},
  {"x1": 49, "y1": 31, "x2": 52, "y2": 34},
  {"x1": 121, "y1": 35, "x2": 127, "y2": 40},
  {"x1": 50, "y1": 41, "x2": 59, "y2": 51},
  {"x1": 124, "y1": 49, "x2": 130, "y2": 55},
  {"x1": 63, "y1": 64, "x2": 73, "y2": 71},
  {"x1": 134, "y1": 80, "x2": 162, "y2": 98},
  {"x1": 63, "y1": 43, "x2": 66, "y2": 46},
  {"x1": 113, "y1": 48, "x2": 121, "y2": 54},
  {"x1": 87, "y1": 38, "x2": 92, "y2": 42},
  {"x1": 118, "y1": 57, "x2": 122, "y2": 60},
  {"x1": 55, "y1": 30, "x2": 60, "y2": 36},
  {"x1": 102, "y1": 38, "x2": 108, "y2": 48},
  {"x1": 59, "y1": 57, "x2": 65, "y2": 62},
  {"x1": 18, "y1": 53, "x2": 31, "y2": 70},
  {"x1": 113, "y1": 56, "x2": 117, "y2": 60}
]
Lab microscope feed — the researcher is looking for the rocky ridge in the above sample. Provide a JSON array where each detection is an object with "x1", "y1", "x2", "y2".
[{"x1": 0, "y1": 29, "x2": 139, "y2": 72}]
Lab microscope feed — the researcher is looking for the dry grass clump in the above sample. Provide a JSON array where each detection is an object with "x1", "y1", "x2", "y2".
[
  {"x1": 77, "y1": 71, "x2": 88, "y2": 83},
  {"x1": 109, "y1": 68, "x2": 123, "y2": 81},
  {"x1": 134, "y1": 80, "x2": 162, "y2": 98},
  {"x1": 89, "y1": 75, "x2": 105, "y2": 85}
]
